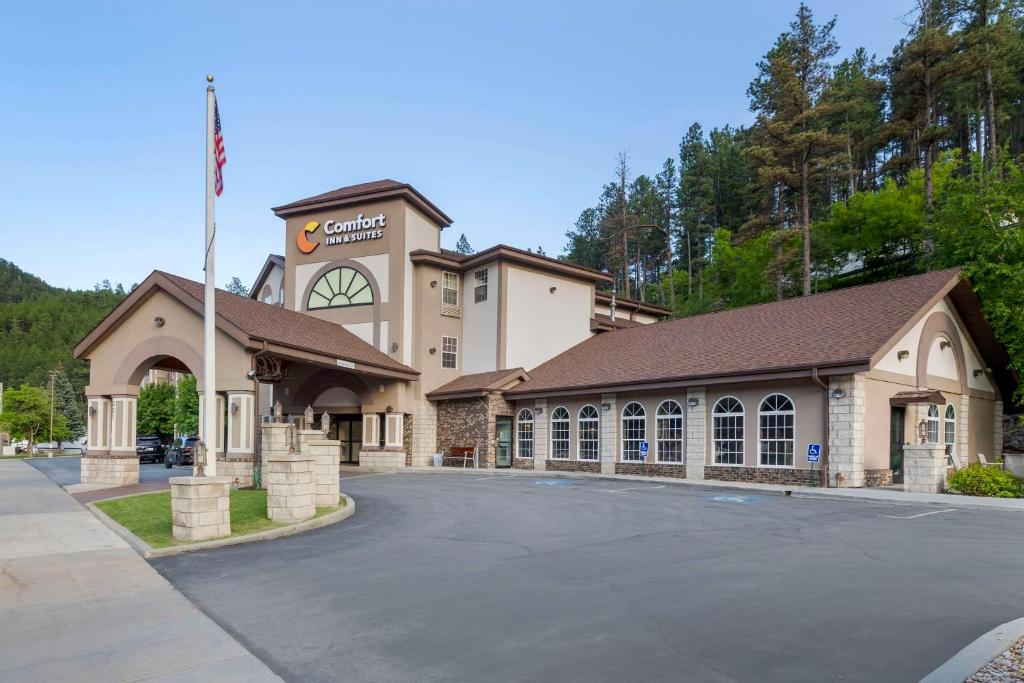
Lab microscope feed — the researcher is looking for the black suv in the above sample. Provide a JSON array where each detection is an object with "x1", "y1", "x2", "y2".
[
  {"x1": 166, "y1": 436, "x2": 198, "y2": 468},
  {"x1": 136, "y1": 435, "x2": 165, "y2": 464}
]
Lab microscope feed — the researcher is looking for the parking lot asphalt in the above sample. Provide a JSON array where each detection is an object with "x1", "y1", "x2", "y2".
[
  {"x1": 27, "y1": 455, "x2": 190, "y2": 487},
  {"x1": 150, "y1": 472, "x2": 1024, "y2": 683}
]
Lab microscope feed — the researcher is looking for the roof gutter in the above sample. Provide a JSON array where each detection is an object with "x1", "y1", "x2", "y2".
[{"x1": 810, "y1": 368, "x2": 830, "y2": 488}]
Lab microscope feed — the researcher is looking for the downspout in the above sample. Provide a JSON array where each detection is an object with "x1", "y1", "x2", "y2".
[{"x1": 811, "y1": 368, "x2": 830, "y2": 488}]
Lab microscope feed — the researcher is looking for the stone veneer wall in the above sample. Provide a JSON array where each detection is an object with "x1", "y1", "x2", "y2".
[
  {"x1": 704, "y1": 465, "x2": 823, "y2": 487},
  {"x1": 80, "y1": 454, "x2": 139, "y2": 486},
  {"x1": 216, "y1": 458, "x2": 254, "y2": 488},
  {"x1": 410, "y1": 399, "x2": 436, "y2": 467},
  {"x1": 828, "y1": 374, "x2": 865, "y2": 487},
  {"x1": 435, "y1": 393, "x2": 515, "y2": 468},
  {"x1": 513, "y1": 458, "x2": 535, "y2": 470},
  {"x1": 403, "y1": 414, "x2": 413, "y2": 467},
  {"x1": 615, "y1": 462, "x2": 686, "y2": 478},
  {"x1": 359, "y1": 450, "x2": 406, "y2": 468},
  {"x1": 685, "y1": 387, "x2": 706, "y2": 480},
  {"x1": 546, "y1": 459, "x2": 601, "y2": 473},
  {"x1": 863, "y1": 468, "x2": 893, "y2": 487}
]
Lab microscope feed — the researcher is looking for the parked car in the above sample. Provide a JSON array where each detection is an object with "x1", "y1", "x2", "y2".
[
  {"x1": 136, "y1": 435, "x2": 165, "y2": 463},
  {"x1": 165, "y1": 436, "x2": 198, "y2": 468}
]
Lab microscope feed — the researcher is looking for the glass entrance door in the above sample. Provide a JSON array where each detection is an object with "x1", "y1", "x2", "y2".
[
  {"x1": 890, "y1": 406, "x2": 905, "y2": 484},
  {"x1": 495, "y1": 416, "x2": 512, "y2": 468},
  {"x1": 330, "y1": 415, "x2": 362, "y2": 464}
]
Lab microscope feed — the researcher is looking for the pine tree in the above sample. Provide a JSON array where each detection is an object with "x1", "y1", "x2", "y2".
[
  {"x1": 53, "y1": 369, "x2": 84, "y2": 443},
  {"x1": 225, "y1": 277, "x2": 248, "y2": 296},
  {"x1": 455, "y1": 234, "x2": 474, "y2": 254}
]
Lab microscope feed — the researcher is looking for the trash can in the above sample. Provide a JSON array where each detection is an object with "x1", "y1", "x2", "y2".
[{"x1": 432, "y1": 453, "x2": 443, "y2": 468}]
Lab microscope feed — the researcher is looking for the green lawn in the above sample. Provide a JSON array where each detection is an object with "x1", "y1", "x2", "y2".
[{"x1": 96, "y1": 488, "x2": 344, "y2": 548}]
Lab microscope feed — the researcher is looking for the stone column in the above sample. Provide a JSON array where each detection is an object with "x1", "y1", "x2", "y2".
[
  {"x1": 957, "y1": 394, "x2": 969, "y2": 469},
  {"x1": 685, "y1": 387, "x2": 706, "y2": 480},
  {"x1": 170, "y1": 476, "x2": 231, "y2": 541},
  {"x1": 84, "y1": 393, "x2": 140, "y2": 486},
  {"x1": 903, "y1": 444, "x2": 947, "y2": 493},
  {"x1": 110, "y1": 394, "x2": 137, "y2": 456},
  {"x1": 533, "y1": 399, "x2": 548, "y2": 472},
  {"x1": 265, "y1": 453, "x2": 316, "y2": 522},
  {"x1": 410, "y1": 399, "x2": 438, "y2": 467},
  {"x1": 827, "y1": 375, "x2": 866, "y2": 487},
  {"x1": 305, "y1": 438, "x2": 341, "y2": 507},
  {"x1": 85, "y1": 396, "x2": 111, "y2": 455},
  {"x1": 599, "y1": 393, "x2": 618, "y2": 475}
]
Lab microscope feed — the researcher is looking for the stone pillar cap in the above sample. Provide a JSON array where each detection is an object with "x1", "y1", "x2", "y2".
[{"x1": 169, "y1": 476, "x2": 234, "y2": 485}]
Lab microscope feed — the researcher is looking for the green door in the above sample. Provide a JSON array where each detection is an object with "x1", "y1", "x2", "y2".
[
  {"x1": 890, "y1": 407, "x2": 905, "y2": 484},
  {"x1": 495, "y1": 417, "x2": 513, "y2": 468}
]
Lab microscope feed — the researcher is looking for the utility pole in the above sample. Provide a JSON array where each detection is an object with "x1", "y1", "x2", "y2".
[{"x1": 48, "y1": 368, "x2": 59, "y2": 457}]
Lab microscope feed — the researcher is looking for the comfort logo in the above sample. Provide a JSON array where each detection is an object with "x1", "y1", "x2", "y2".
[{"x1": 297, "y1": 221, "x2": 320, "y2": 254}]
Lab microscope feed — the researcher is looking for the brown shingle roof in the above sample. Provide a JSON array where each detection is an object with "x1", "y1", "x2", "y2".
[
  {"x1": 426, "y1": 368, "x2": 528, "y2": 399},
  {"x1": 160, "y1": 272, "x2": 417, "y2": 376},
  {"x1": 507, "y1": 269, "x2": 965, "y2": 396},
  {"x1": 591, "y1": 314, "x2": 643, "y2": 331}
]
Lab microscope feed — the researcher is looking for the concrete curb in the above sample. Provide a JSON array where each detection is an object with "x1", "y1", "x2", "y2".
[
  {"x1": 86, "y1": 491, "x2": 356, "y2": 559},
  {"x1": 920, "y1": 617, "x2": 1024, "y2": 682},
  {"x1": 381, "y1": 466, "x2": 1024, "y2": 511}
]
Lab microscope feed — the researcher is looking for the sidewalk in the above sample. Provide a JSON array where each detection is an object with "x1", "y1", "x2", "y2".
[
  {"x1": 0, "y1": 460, "x2": 281, "y2": 682},
  {"x1": 356, "y1": 465, "x2": 1024, "y2": 512}
]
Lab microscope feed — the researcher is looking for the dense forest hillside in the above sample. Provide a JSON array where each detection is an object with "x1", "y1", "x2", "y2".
[
  {"x1": 0, "y1": 259, "x2": 126, "y2": 399},
  {"x1": 562, "y1": 0, "x2": 1024, "y2": 397}
]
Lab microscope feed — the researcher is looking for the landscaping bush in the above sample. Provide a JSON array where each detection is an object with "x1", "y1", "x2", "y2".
[{"x1": 947, "y1": 464, "x2": 1024, "y2": 498}]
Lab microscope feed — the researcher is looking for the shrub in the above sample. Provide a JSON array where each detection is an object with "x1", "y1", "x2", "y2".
[{"x1": 947, "y1": 464, "x2": 1024, "y2": 498}]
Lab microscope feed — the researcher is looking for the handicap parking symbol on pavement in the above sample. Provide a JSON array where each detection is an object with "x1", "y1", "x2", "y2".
[{"x1": 710, "y1": 495, "x2": 760, "y2": 504}]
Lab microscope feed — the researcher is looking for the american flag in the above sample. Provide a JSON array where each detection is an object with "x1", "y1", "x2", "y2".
[{"x1": 213, "y1": 98, "x2": 226, "y2": 196}]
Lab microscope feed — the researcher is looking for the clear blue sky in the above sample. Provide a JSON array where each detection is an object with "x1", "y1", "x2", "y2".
[{"x1": 1, "y1": 0, "x2": 915, "y2": 291}]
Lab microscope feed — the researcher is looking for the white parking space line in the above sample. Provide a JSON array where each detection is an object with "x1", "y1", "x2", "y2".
[
  {"x1": 595, "y1": 485, "x2": 666, "y2": 493},
  {"x1": 473, "y1": 474, "x2": 519, "y2": 480},
  {"x1": 882, "y1": 509, "x2": 958, "y2": 519}
]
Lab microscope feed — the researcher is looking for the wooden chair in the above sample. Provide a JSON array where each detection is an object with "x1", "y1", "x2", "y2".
[
  {"x1": 977, "y1": 452, "x2": 1003, "y2": 468},
  {"x1": 443, "y1": 446, "x2": 478, "y2": 468}
]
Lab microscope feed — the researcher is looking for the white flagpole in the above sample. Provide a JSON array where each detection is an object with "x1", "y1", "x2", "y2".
[{"x1": 202, "y1": 75, "x2": 218, "y2": 477}]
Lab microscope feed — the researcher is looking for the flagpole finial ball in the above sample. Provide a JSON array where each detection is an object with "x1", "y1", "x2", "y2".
[{"x1": 206, "y1": 74, "x2": 214, "y2": 83}]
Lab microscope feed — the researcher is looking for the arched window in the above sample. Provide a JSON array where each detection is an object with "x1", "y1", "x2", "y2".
[
  {"x1": 516, "y1": 409, "x2": 534, "y2": 459},
  {"x1": 926, "y1": 404, "x2": 940, "y2": 444},
  {"x1": 307, "y1": 267, "x2": 373, "y2": 310},
  {"x1": 550, "y1": 407, "x2": 570, "y2": 459},
  {"x1": 944, "y1": 404, "x2": 956, "y2": 454},
  {"x1": 261, "y1": 284, "x2": 273, "y2": 304},
  {"x1": 656, "y1": 400, "x2": 683, "y2": 463},
  {"x1": 621, "y1": 402, "x2": 646, "y2": 462},
  {"x1": 578, "y1": 405, "x2": 600, "y2": 461},
  {"x1": 759, "y1": 394, "x2": 795, "y2": 467},
  {"x1": 713, "y1": 397, "x2": 744, "y2": 465},
  {"x1": 278, "y1": 287, "x2": 285, "y2": 306}
]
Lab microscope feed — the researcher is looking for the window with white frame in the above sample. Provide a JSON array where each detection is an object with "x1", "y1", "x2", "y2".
[
  {"x1": 758, "y1": 394, "x2": 795, "y2": 467},
  {"x1": 550, "y1": 407, "x2": 570, "y2": 459},
  {"x1": 516, "y1": 409, "x2": 534, "y2": 458},
  {"x1": 578, "y1": 405, "x2": 600, "y2": 461},
  {"x1": 713, "y1": 397, "x2": 744, "y2": 465},
  {"x1": 656, "y1": 400, "x2": 683, "y2": 463},
  {"x1": 474, "y1": 268, "x2": 488, "y2": 303},
  {"x1": 944, "y1": 404, "x2": 956, "y2": 454},
  {"x1": 621, "y1": 402, "x2": 646, "y2": 462},
  {"x1": 926, "y1": 404, "x2": 940, "y2": 444},
  {"x1": 441, "y1": 336, "x2": 458, "y2": 369},
  {"x1": 442, "y1": 271, "x2": 459, "y2": 306}
]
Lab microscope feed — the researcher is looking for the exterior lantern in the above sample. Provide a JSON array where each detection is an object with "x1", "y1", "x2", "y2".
[
  {"x1": 304, "y1": 404, "x2": 315, "y2": 429},
  {"x1": 273, "y1": 400, "x2": 283, "y2": 423},
  {"x1": 917, "y1": 418, "x2": 928, "y2": 444},
  {"x1": 320, "y1": 410, "x2": 331, "y2": 436}
]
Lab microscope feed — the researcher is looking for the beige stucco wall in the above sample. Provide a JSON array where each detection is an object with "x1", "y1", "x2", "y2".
[
  {"x1": 83, "y1": 289, "x2": 252, "y2": 395},
  {"x1": 704, "y1": 379, "x2": 825, "y2": 470},
  {"x1": 504, "y1": 264, "x2": 594, "y2": 372},
  {"x1": 257, "y1": 263, "x2": 285, "y2": 305},
  {"x1": 462, "y1": 261, "x2": 499, "y2": 374}
]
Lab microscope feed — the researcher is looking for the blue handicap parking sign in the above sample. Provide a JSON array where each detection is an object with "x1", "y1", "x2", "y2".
[
  {"x1": 807, "y1": 443, "x2": 822, "y2": 462},
  {"x1": 639, "y1": 441, "x2": 649, "y2": 456}
]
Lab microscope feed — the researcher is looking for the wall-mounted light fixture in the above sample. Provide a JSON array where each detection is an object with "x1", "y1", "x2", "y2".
[
  {"x1": 88, "y1": 405, "x2": 96, "y2": 417},
  {"x1": 385, "y1": 405, "x2": 393, "y2": 413},
  {"x1": 831, "y1": 389, "x2": 846, "y2": 399},
  {"x1": 601, "y1": 403, "x2": 611, "y2": 411},
  {"x1": 430, "y1": 280, "x2": 438, "y2": 288},
  {"x1": 154, "y1": 316, "x2": 165, "y2": 327},
  {"x1": 391, "y1": 342, "x2": 399, "y2": 353},
  {"x1": 939, "y1": 339, "x2": 951, "y2": 351},
  {"x1": 429, "y1": 347, "x2": 437, "y2": 355},
  {"x1": 974, "y1": 369, "x2": 985, "y2": 377},
  {"x1": 231, "y1": 402, "x2": 239, "y2": 415},
  {"x1": 687, "y1": 397, "x2": 700, "y2": 407},
  {"x1": 535, "y1": 407, "x2": 544, "y2": 415},
  {"x1": 549, "y1": 286, "x2": 557, "y2": 294},
  {"x1": 897, "y1": 350, "x2": 910, "y2": 360}
]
